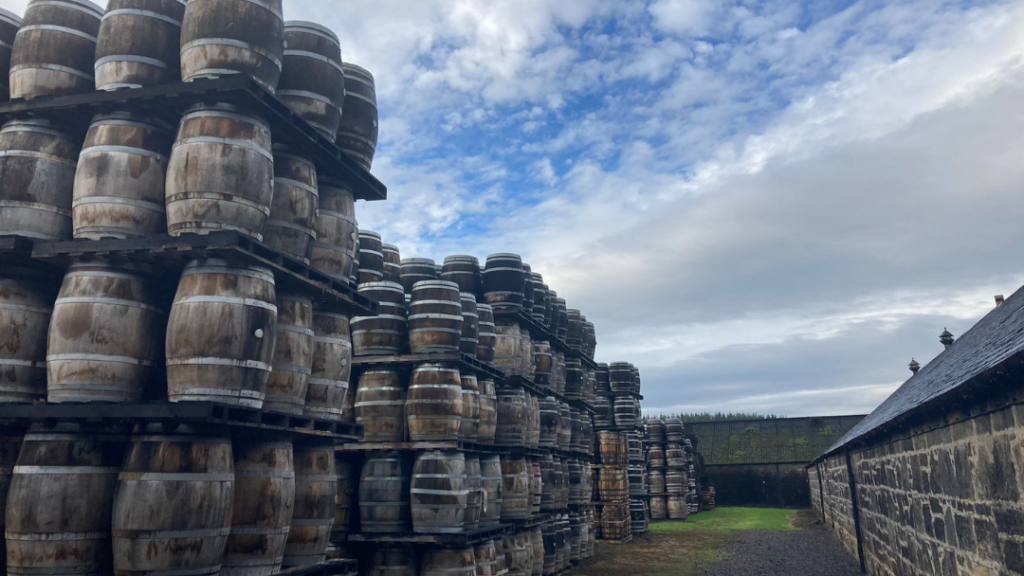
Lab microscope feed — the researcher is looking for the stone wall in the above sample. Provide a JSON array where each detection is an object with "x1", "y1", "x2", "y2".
[
  {"x1": 705, "y1": 464, "x2": 811, "y2": 508},
  {"x1": 809, "y1": 464, "x2": 822, "y2": 517},
  {"x1": 811, "y1": 393, "x2": 1024, "y2": 576}
]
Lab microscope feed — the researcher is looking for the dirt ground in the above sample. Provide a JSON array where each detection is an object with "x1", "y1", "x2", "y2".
[{"x1": 574, "y1": 510, "x2": 826, "y2": 576}]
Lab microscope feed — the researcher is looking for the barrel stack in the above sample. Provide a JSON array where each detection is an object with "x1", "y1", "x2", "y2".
[
  {"x1": 0, "y1": 1, "x2": 384, "y2": 574},
  {"x1": 644, "y1": 417, "x2": 700, "y2": 522}
]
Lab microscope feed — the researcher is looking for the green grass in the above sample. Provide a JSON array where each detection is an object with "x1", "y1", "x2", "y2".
[{"x1": 648, "y1": 507, "x2": 798, "y2": 532}]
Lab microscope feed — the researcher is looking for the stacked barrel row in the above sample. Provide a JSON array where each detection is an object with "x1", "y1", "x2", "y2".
[
  {"x1": 627, "y1": 432, "x2": 649, "y2": 536},
  {"x1": 592, "y1": 431, "x2": 631, "y2": 542},
  {"x1": 592, "y1": 362, "x2": 642, "y2": 432},
  {"x1": 0, "y1": 423, "x2": 347, "y2": 575},
  {"x1": 645, "y1": 419, "x2": 694, "y2": 521}
]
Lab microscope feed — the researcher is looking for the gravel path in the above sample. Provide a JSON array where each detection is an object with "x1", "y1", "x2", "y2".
[{"x1": 699, "y1": 527, "x2": 863, "y2": 576}]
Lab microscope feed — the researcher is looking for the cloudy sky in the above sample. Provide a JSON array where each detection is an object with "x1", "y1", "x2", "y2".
[{"x1": 6, "y1": 0, "x2": 1024, "y2": 417}]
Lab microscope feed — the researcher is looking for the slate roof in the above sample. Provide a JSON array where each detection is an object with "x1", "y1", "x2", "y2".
[
  {"x1": 689, "y1": 416, "x2": 865, "y2": 466},
  {"x1": 816, "y1": 282, "x2": 1024, "y2": 463}
]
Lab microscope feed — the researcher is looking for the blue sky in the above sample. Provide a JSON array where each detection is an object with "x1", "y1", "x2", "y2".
[{"x1": 6, "y1": 0, "x2": 1024, "y2": 416}]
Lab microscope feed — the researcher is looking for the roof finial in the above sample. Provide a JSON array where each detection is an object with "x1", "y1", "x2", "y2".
[
  {"x1": 940, "y1": 328, "x2": 954, "y2": 349},
  {"x1": 909, "y1": 358, "x2": 920, "y2": 375}
]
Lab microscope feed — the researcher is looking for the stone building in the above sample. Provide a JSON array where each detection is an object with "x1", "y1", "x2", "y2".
[
  {"x1": 809, "y1": 292, "x2": 1024, "y2": 576},
  {"x1": 689, "y1": 415, "x2": 864, "y2": 507}
]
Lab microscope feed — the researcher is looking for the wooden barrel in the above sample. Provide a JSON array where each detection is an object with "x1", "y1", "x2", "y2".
[
  {"x1": 557, "y1": 403, "x2": 571, "y2": 449},
  {"x1": 539, "y1": 455, "x2": 555, "y2": 511},
  {"x1": 584, "y1": 321, "x2": 597, "y2": 358},
  {"x1": 0, "y1": 9, "x2": 21, "y2": 101},
  {"x1": 180, "y1": 0, "x2": 283, "y2": 92},
  {"x1": 608, "y1": 362, "x2": 632, "y2": 393},
  {"x1": 627, "y1": 432, "x2": 643, "y2": 463},
  {"x1": 263, "y1": 147, "x2": 319, "y2": 262},
  {"x1": 479, "y1": 456, "x2": 502, "y2": 528},
  {"x1": 367, "y1": 545, "x2": 418, "y2": 576},
  {"x1": 463, "y1": 456, "x2": 482, "y2": 531},
  {"x1": 494, "y1": 387, "x2": 526, "y2": 446},
  {"x1": 10, "y1": 0, "x2": 102, "y2": 99},
  {"x1": 581, "y1": 417, "x2": 594, "y2": 457},
  {"x1": 460, "y1": 293, "x2": 479, "y2": 358},
  {"x1": 492, "y1": 320, "x2": 523, "y2": 376},
  {"x1": 333, "y1": 456, "x2": 356, "y2": 534},
  {"x1": 541, "y1": 521, "x2": 555, "y2": 574},
  {"x1": 528, "y1": 458, "x2": 541, "y2": 515},
  {"x1": 481, "y1": 254, "x2": 524, "y2": 307},
  {"x1": 532, "y1": 340, "x2": 552, "y2": 385},
  {"x1": 307, "y1": 309, "x2": 352, "y2": 421},
  {"x1": 47, "y1": 261, "x2": 164, "y2": 403},
  {"x1": 493, "y1": 538, "x2": 506, "y2": 576},
  {"x1": 629, "y1": 501, "x2": 646, "y2": 535},
  {"x1": 357, "y1": 230, "x2": 384, "y2": 284},
  {"x1": 0, "y1": 272, "x2": 53, "y2": 403},
  {"x1": 647, "y1": 445, "x2": 665, "y2": 469},
  {"x1": 564, "y1": 358, "x2": 583, "y2": 400},
  {"x1": 6, "y1": 423, "x2": 126, "y2": 576},
  {"x1": 557, "y1": 459, "x2": 570, "y2": 509},
  {"x1": 474, "y1": 540, "x2": 496, "y2": 576},
  {"x1": 382, "y1": 244, "x2": 401, "y2": 283},
  {"x1": 94, "y1": 0, "x2": 185, "y2": 90},
  {"x1": 477, "y1": 378, "x2": 497, "y2": 444},
  {"x1": 359, "y1": 451, "x2": 410, "y2": 533},
  {"x1": 553, "y1": 299, "x2": 568, "y2": 340},
  {"x1": 222, "y1": 440, "x2": 294, "y2": 576},
  {"x1": 166, "y1": 259, "x2": 277, "y2": 407},
  {"x1": 309, "y1": 177, "x2": 358, "y2": 282},
  {"x1": 506, "y1": 533, "x2": 531, "y2": 576},
  {"x1": 72, "y1": 112, "x2": 174, "y2": 239},
  {"x1": 567, "y1": 459, "x2": 582, "y2": 504},
  {"x1": 598, "y1": 431, "x2": 627, "y2": 466},
  {"x1": 667, "y1": 495, "x2": 687, "y2": 520},
  {"x1": 554, "y1": 516, "x2": 567, "y2": 570},
  {"x1": 646, "y1": 420, "x2": 665, "y2": 443},
  {"x1": 352, "y1": 281, "x2": 406, "y2": 356},
  {"x1": 113, "y1": 425, "x2": 233, "y2": 576},
  {"x1": 499, "y1": 456, "x2": 528, "y2": 520},
  {"x1": 595, "y1": 363, "x2": 610, "y2": 394},
  {"x1": 599, "y1": 504, "x2": 629, "y2": 540},
  {"x1": 649, "y1": 496, "x2": 666, "y2": 520},
  {"x1": 613, "y1": 397, "x2": 637, "y2": 428},
  {"x1": 459, "y1": 373, "x2": 481, "y2": 442},
  {"x1": 538, "y1": 397, "x2": 558, "y2": 448},
  {"x1": 531, "y1": 526, "x2": 544, "y2": 576},
  {"x1": 520, "y1": 264, "x2": 534, "y2": 312},
  {"x1": 565, "y1": 309, "x2": 582, "y2": 351},
  {"x1": 411, "y1": 451, "x2": 467, "y2": 534},
  {"x1": 665, "y1": 418, "x2": 684, "y2": 443},
  {"x1": 665, "y1": 469, "x2": 684, "y2": 494},
  {"x1": 519, "y1": 330, "x2": 534, "y2": 381},
  {"x1": 278, "y1": 21, "x2": 344, "y2": 140},
  {"x1": 0, "y1": 119, "x2": 79, "y2": 239},
  {"x1": 399, "y1": 258, "x2": 436, "y2": 293},
  {"x1": 406, "y1": 362, "x2": 462, "y2": 441},
  {"x1": 355, "y1": 368, "x2": 406, "y2": 442},
  {"x1": 0, "y1": 432, "x2": 20, "y2": 570},
  {"x1": 442, "y1": 255, "x2": 482, "y2": 298},
  {"x1": 408, "y1": 280, "x2": 463, "y2": 353},
  {"x1": 282, "y1": 446, "x2": 336, "y2": 568},
  {"x1": 628, "y1": 466, "x2": 645, "y2": 497},
  {"x1": 649, "y1": 469, "x2": 665, "y2": 493},
  {"x1": 475, "y1": 303, "x2": 496, "y2": 362},
  {"x1": 569, "y1": 513, "x2": 582, "y2": 561},
  {"x1": 335, "y1": 62, "x2": 378, "y2": 171},
  {"x1": 264, "y1": 294, "x2": 313, "y2": 415},
  {"x1": 165, "y1": 103, "x2": 274, "y2": 240},
  {"x1": 422, "y1": 546, "x2": 476, "y2": 576},
  {"x1": 665, "y1": 443, "x2": 685, "y2": 467},
  {"x1": 530, "y1": 276, "x2": 546, "y2": 325},
  {"x1": 526, "y1": 394, "x2": 540, "y2": 448},
  {"x1": 568, "y1": 410, "x2": 582, "y2": 453}
]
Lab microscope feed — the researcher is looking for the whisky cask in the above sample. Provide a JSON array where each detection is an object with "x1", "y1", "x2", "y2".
[
  {"x1": 499, "y1": 456, "x2": 529, "y2": 520},
  {"x1": 0, "y1": 119, "x2": 79, "y2": 240},
  {"x1": 308, "y1": 177, "x2": 358, "y2": 282},
  {"x1": 357, "y1": 230, "x2": 384, "y2": 284},
  {"x1": 421, "y1": 546, "x2": 476, "y2": 576},
  {"x1": 352, "y1": 281, "x2": 406, "y2": 356},
  {"x1": 179, "y1": 0, "x2": 284, "y2": 93},
  {"x1": 667, "y1": 495, "x2": 687, "y2": 520},
  {"x1": 6, "y1": 424, "x2": 127, "y2": 576},
  {"x1": 0, "y1": 272, "x2": 53, "y2": 403},
  {"x1": 475, "y1": 303, "x2": 496, "y2": 362},
  {"x1": 112, "y1": 425, "x2": 233, "y2": 575},
  {"x1": 665, "y1": 418, "x2": 684, "y2": 443},
  {"x1": 166, "y1": 259, "x2": 277, "y2": 408},
  {"x1": 492, "y1": 320, "x2": 523, "y2": 376},
  {"x1": 649, "y1": 496, "x2": 666, "y2": 520},
  {"x1": 479, "y1": 456, "x2": 502, "y2": 527},
  {"x1": 665, "y1": 443, "x2": 685, "y2": 468},
  {"x1": 411, "y1": 451, "x2": 467, "y2": 534},
  {"x1": 464, "y1": 456, "x2": 482, "y2": 531},
  {"x1": 598, "y1": 431, "x2": 627, "y2": 466},
  {"x1": 165, "y1": 103, "x2": 274, "y2": 241},
  {"x1": 0, "y1": 432, "x2": 20, "y2": 570},
  {"x1": 306, "y1": 309, "x2": 352, "y2": 421},
  {"x1": 532, "y1": 340, "x2": 552, "y2": 386},
  {"x1": 527, "y1": 458, "x2": 541, "y2": 515},
  {"x1": 382, "y1": 244, "x2": 401, "y2": 283},
  {"x1": 282, "y1": 446, "x2": 336, "y2": 568},
  {"x1": 263, "y1": 147, "x2": 318, "y2": 263},
  {"x1": 646, "y1": 419, "x2": 665, "y2": 444},
  {"x1": 665, "y1": 469, "x2": 684, "y2": 495},
  {"x1": 613, "y1": 397, "x2": 638, "y2": 428},
  {"x1": 47, "y1": 261, "x2": 164, "y2": 403},
  {"x1": 477, "y1": 378, "x2": 497, "y2": 444},
  {"x1": 94, "y1": 0, "x2": 185, "y2": 90},
  {"x1": 359, "y1": 451, "x2": 410, "y2": 533},
  {"x1": 399, "y1": 258, "x2": 436, "y2": 293},
  {"x1": 278, "y1": 21, "x2": 344, "y2": 140},
  {"x1": 333, "y1": 456, "x2": 356, "y2": 534},
  {"x1": 494, "y1": 387, "x2": 526, "y2": 446},
  {"x1": 222, "y1": 440, "x2": 294, "y2": 576},
  {"x1": 0, "y1": 9, "x2": 21, "y2": 101},
  {"x1": 649, "y1": 469, "x2": 665, "y2": 494},
  {"x1": 473, "y1": 540, "x2": 496, "y2": 576},
  {"x1": 647, "y1": 445, "x2": 666, "y2": 469},
  {"x1": 72, "y1": 112, "x2": 174, "y2": 239},
  {"x1": 538, "y1": 397, "x2": 559, "y2": 448},
  {"x1": 482, "y1": 254, "x2": 524, "y2": 307},
  {"x1": 408, "y1": 280, "x2": 462, "y2": 353},
  {"x1": 335, "y1": 63, "x2": 378, "y2": 171},
  {"x1": 564, "y1": 358, "x2": 583, "y2": 400},
  {"x1": 264, "y1": 294, "x2": 314, "y2": 415},
  {"x1": 9, "y1": 0, "x2": 103, "y2": 99},
  {"x1": 531, "y1": 526, "x2": 544, "y2": 576},
  {"x1": 367, "y1": 545, "x2": 418, "y2": 576},
  {"x1": 354, "y1": 368, "x2": 406, "y2": 442},
  {"x1": 460, "y1": 293, "x2": 479, "y2": 358},
  {"x1": 442, "y1": 255, "x2": 482, "y2": 299},
  {"x1": 406, "y1": 363, "x2": 462, "y2": 441},
  {"x1": 459, "y1": 372, "x2": 481, "y2": 442}
]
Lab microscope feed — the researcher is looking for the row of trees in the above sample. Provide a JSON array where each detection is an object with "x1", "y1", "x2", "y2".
[{"x1": 641, "y1": 412, "x2": 783, "y2": 423}]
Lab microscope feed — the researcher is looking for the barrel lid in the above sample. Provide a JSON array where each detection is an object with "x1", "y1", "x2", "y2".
[
  {"x1": 0, "y1": 7, "x2": 21, "y2": 26},
  {"x1": 358, "y1": 230, "x2": 382, "y2": 240},
  {"x1": 411, "y1": 279, "x2": 459, "y2": 291},
  {"x1": 89, "y1": 111, "x2": 174, "y2": 133},
  {"x1": 382, "y1": 243, "x2": 400, "y2": 252},
  {"x1": 485, "y1": 253, "x2": 523, "y2": 262},
  {"x1": 357, "y1": 281, "x2": 404, "y2": 292},
  {"x1": 555, "y1": 298, "x2": 566, "y2": 304},
  {"x1": 181, "y1": 258, "x2": 275, "y2": 282},
  {"x1": 459, "y1": 292, "x2": 477, "y2": 301},
  {"x1": 284, "y1": 20, "x2": 340, "y2": 44},
  {"x1": 35, "y1": 0, "x2": 104, "y2": 19},
  {"x1": 67, "y1": 257, "x2": 157, "y2": 278},
  {"x1": 342, "y1": 62, "x2": 375, "y2": 84},
  {"x1": 183, "y1": 102, "x2": 270, "y2": 130},
  {"x1": 444, "y1": 254, "x2": 479, "y2": 264},
  {"x1": 476, "y1": 302, "x2": 493, "y2": 311},
  {"x1": 401, "y1": 257, "x2": 435, "y2": 266}
]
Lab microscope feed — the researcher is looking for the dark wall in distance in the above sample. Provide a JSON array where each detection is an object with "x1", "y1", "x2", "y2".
[{"x1": 705, "y1": 464, "x2": 810, "y2": 508}]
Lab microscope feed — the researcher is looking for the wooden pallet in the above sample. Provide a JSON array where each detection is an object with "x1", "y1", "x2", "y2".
[
  {"x1": 280, "y1": 559, "x2": 357, "y2": 576},
  {"x1": 0, "y1": 401, "x2": 362, "y2": 442},
  {"x1": 505, "y1": 512, "x2": 555, "y2": 529},
  {"x1": 596, "y1": 534, "x2": 633, "y2": 544},
  {"x1": 0, "y1": 76, "x2": 385, "y2": 202},
  {"x1": 490, "y1": 308, "x2": 599, "y2": 370},
  {"x1": 338, "y1": 440, "x2": 509, "y2": 455},
  {"x1": 343, "y1": 522, "x2": 512, "y2": 546},
  {"x1": 499, "y1": 375, "x2": 596, "y2": 415},
  {"x1": 351, "y1": 352, "x2": 505, "y2": 381},
  {"x1": 26, "y1": 231, "x2": 377, "y2": 316}
]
